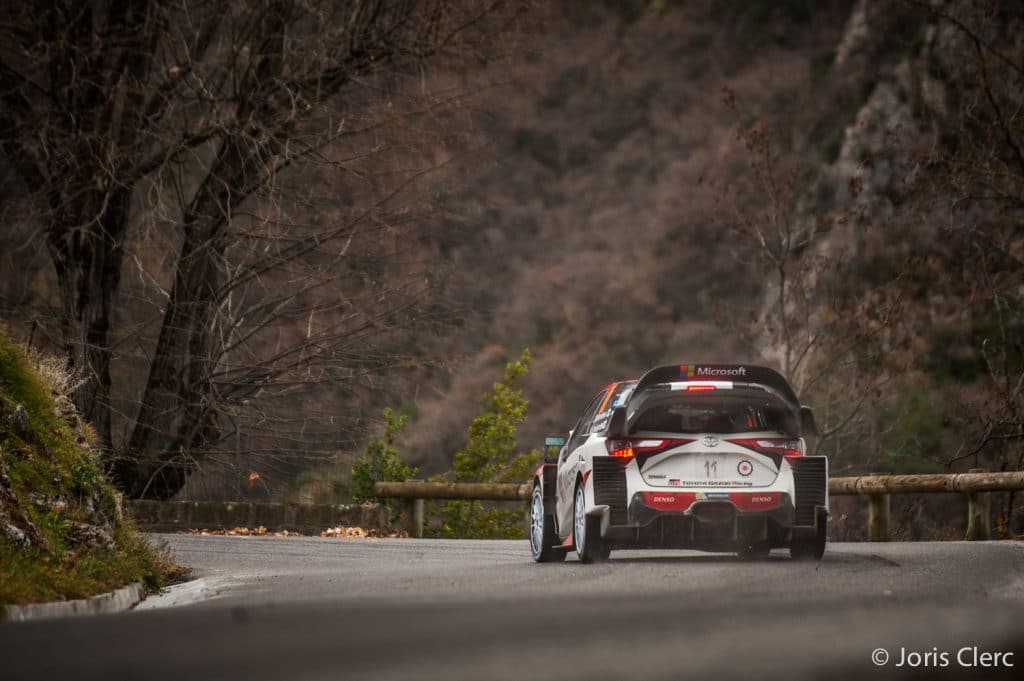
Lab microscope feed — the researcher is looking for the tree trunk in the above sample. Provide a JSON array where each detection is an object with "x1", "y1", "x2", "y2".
[
  {"x1": 120, "y1": 143, "x2": 249, "y2": 499},
  {"x1": 47, "y1": 189, "x2": 131, "y2": 450},
  {"x1": 118, "y1": 216, "x2": 226, "y2": 498}
]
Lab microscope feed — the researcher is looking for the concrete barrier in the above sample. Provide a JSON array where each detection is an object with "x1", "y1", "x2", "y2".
[
  {"x1": 127, "y1": 500, "x2": 390, "y2": 535},
  {"x1": 4, "y1": 582, "x2": 143, "y2": 621}
]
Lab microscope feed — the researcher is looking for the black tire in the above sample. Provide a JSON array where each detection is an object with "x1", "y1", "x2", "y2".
[
  {"x1": 573, "y1": 484, "x2": 607, "y2": 563},
  {"x1": 737, "y1": 541, "x2": 771, "y2": 560},
  {"x1": 790, "y1": 512, "x2": 827, "y2": 561},
  {"x1": 528, "y1": 484, "x2": 566, "y2": 562}
]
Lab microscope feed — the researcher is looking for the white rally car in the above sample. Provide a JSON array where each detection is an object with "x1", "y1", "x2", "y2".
[{"x1": 528, "y1": 364, "x2": 828, "y2": 562}]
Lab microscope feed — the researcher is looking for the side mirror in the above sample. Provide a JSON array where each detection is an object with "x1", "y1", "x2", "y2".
[
  {"x1": 607, "y1": 407, "x2": 628, "y2": 439},
  {"x1": 544, "y1": 435, "x2": 566, "y2": 463},
  {"x1": 800, "y1": 406, "x2": 818, "y2": 437}
]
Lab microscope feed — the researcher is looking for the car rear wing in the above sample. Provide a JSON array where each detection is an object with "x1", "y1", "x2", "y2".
[{"x1": 630, "y1": 363, "x2": 801, "y2": 408}]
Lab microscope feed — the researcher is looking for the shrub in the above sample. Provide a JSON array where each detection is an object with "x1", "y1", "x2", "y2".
[
  {"x1": 351, "y1": 408, "x2": 417, "y2": 516},
  {"x1": 435, "y1": 349, "x2": 540, "y2": 538}
]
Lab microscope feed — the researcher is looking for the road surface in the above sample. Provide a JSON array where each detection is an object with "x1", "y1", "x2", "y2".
[{"x1": 2, "y1": 537, "x2": 1023, "y2": 680}]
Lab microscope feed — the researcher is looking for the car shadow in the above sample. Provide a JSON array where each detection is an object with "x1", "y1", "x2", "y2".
[
  {"x1": 599, "y1": 550, "x2": 890, "y2": 566},
  {"x1": 601, "y1": 553, "x2": 790, "y2": 565}
]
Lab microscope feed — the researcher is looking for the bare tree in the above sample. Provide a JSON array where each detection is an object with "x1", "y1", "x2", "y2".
[
  {"x1": 714, "y1": 95, "x2": 893, "y2": 463},
  {"x1": 901, "y1": 0, "x2": 1024, "y2": 532},
  {"x1": 0, "y1": 0, "x2": 518, "y2": 498}
]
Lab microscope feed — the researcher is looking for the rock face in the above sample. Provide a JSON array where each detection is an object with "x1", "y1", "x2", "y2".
[
  {"x1": 1, "y1": 380, "x2": 120, "y2": 556},
  {"x1": 834, "y1": 0, "x2": 871, "y2": 68},
  {"x1": 64, "y1": 521, "x2": 116, "y2": 552},
  {"x1": 750, "y1": 0, "x2": 983, "y2": 390},
  {"x1": 0, "y1": 448, "x2": 45, "y2": 549}
]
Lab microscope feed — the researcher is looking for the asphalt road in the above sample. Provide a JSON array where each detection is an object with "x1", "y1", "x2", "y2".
[{"x1": 3, "y1": 537, "x2": 1023, "y2": 680}]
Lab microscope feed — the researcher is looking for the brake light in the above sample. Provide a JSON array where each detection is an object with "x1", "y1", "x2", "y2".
[
  {"x1": 686, "y1": 385, "x2": 716, "y2": 392},
  {"x1": 606, "y1": 438, "x2": 695, "y2": 459},
  {"x1": 727, "y1": 438, "x2": 805, "y2": 459},
  {"x1": 606, "y1": 438, "x2": 635, "y2": 458}
]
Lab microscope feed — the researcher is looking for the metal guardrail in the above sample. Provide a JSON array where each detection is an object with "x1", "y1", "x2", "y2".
[{"x1": 375, "y1": 470, "x2": 1024, "y2": 540}]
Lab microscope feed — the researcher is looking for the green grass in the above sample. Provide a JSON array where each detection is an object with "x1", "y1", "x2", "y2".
[
  {"x1": 0, "y1": 525, "x2": 172, "y2": 605},
  {"x1": 0, "y1": 327, "x2": 175, "y2": 608}
]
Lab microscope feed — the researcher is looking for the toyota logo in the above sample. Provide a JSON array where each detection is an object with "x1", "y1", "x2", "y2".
[{"x1": 701, "y1": 435, "x2": 719, "y2": 447}]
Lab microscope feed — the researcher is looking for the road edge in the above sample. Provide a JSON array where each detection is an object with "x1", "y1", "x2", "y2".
[
  {"x1": 3, "y1": 582, "x2": 144, "y2": 622},
  {"x1": 133, "y1": 577, "x2": 228, "y2": 611}
]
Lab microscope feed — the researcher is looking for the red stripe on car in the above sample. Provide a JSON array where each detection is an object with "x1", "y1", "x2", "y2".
[
  {"x1": 729, "y1": 491, "x2": 784, "y2": 511},
  {"x1": 642, "y1": 492, "x2": 698, "y2": 510},
  {"x1": 642, "y1": 491, "x2": 785, "y2": 512}
]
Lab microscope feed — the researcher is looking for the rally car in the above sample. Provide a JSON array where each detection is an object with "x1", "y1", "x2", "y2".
[{"x1": 528, "y1": 363, "x2": 828, "y2": 562}]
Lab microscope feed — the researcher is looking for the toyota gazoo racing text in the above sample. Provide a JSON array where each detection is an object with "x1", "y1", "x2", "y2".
[{"x1": 528, "y1": 364, "x2": 828, "y2": 562}]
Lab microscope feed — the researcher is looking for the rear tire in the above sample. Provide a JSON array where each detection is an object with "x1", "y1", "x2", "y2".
[
  {"x1": 574, "y1": 484, "x2": 607, "y2": 563},
  {"x1": 529, "y1": 484, "x2": 566, "y2": 563},
  {"x1": 790, "y1": 512, "x2": 827, "y2": 561}
]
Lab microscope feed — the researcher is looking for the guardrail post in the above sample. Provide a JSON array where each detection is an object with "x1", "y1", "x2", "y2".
[
  {"x1": 965, "y1": 468, "x2": 990, "y2": 541},
  {"x1": 409, "y1": 497, "x2": 424, "y2": 538},
  {"x1": 867, "y1": 473, "x2": 890, "y2": 541},
  {"x1": 406, "y1": 479, "x2": 424, "y2": 538}
]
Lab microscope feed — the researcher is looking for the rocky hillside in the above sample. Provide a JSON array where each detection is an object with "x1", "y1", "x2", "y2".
[
  {"x1": 398, "y1": 0, "x2": 857, "y2": 468},
  {"x1": 395, "y1": 0, "x2": 1022, "y2": 540},
  {"x1": 0, "y1": 328, "x2": 168, "y2": 607},
  {"x1": 0, "y1": 0, "x2": 1017, "y2": 528}
]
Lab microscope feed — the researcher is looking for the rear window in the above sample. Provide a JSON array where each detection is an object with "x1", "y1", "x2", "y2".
[
  {"x1": 590, "y1": 381, "x2": 636, "y2": 434},
  {"x1": 629, "y1": 390, "x2": 797, "y2": 435}
]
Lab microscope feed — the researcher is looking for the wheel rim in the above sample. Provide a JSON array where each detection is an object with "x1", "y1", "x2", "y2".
[
  {"x1": 574, "y1": 487, "x2": 586, "y2": 555},
  {"x1": 530, "y1": 488, "x2": 544, "y2": 556}
]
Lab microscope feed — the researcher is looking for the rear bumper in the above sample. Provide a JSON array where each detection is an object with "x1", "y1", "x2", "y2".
[
  {"x1": 604, "y1": 493, "x2": 804, "y2": 549},
  {"x1": 627, "y1": 491, "x2": 795, "y2": 528},
  {"x1": 584, "y1": 454, "x2": 828, "y2": 548}
]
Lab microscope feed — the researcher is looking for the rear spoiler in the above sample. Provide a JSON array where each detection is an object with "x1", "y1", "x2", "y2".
[{"x1": 630, "y1": 363, "x2": 801, "y2": 408}]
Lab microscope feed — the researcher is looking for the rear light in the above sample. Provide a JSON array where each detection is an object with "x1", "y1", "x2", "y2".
[
  {"x1": 606, "y1": 438, "x2": 695, "y2": 459},
  {"x1": 727, "y1": 438, "x2": 805, "y2": 459},
  {"x1": 606, "y1": 440, "x2": 635, "y2": 458},
  {"x1": 686, "y1": 385, "x2": 716, "y2": 392}
]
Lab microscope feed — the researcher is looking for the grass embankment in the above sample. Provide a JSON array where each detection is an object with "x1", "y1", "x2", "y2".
[{"x1": 0, "y1": 329, "x2": 172, "y2": 608}]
